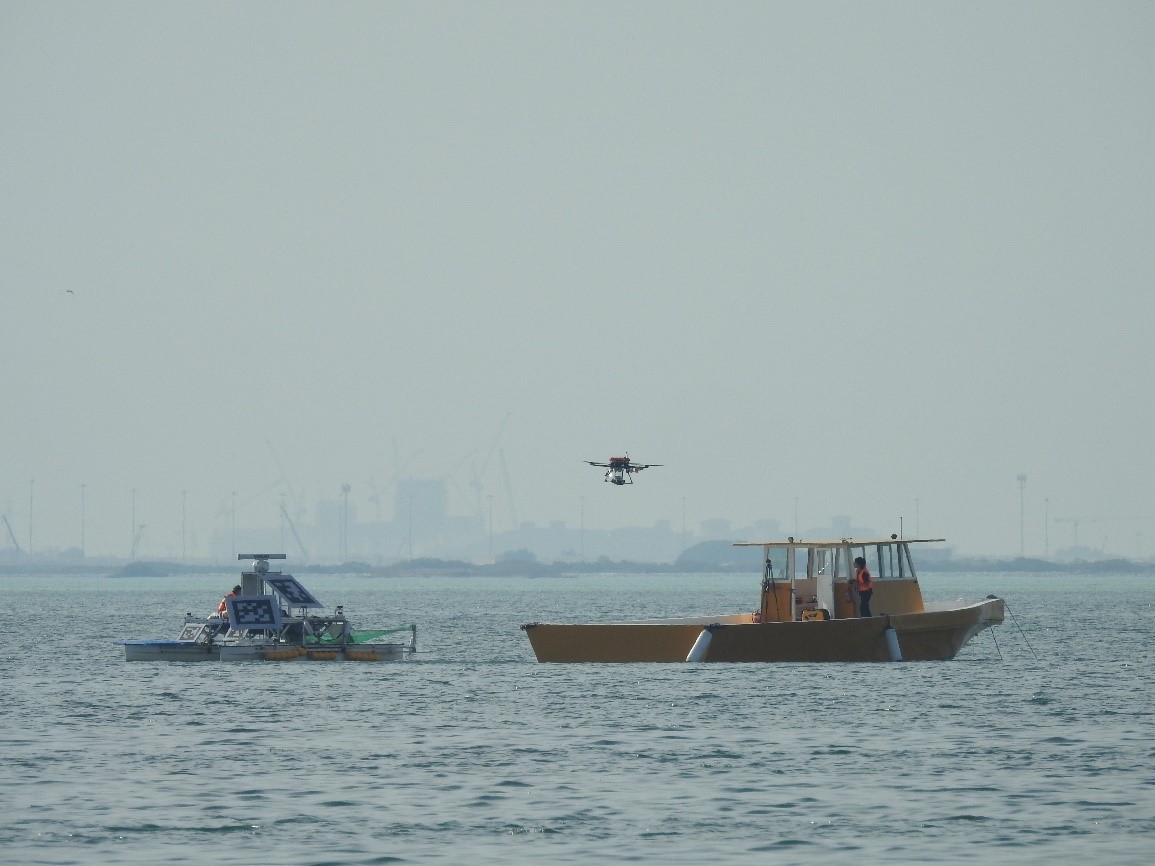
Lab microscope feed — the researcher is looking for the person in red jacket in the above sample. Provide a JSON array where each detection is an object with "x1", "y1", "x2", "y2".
[
  {"x1": 217, "y1": 585, "x2": 242, "y2": 617},
  {"x1": 852, "y1": 557, "x2": 874, "y2": 617}
]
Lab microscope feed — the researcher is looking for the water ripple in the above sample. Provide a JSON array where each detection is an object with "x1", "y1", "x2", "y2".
[{"x1": 0, "y1": 571, "x2": 1152, "y2": 865}]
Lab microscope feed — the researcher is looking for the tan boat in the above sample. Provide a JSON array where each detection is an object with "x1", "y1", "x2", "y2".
[{"x1": 522, "y1": 537, "x2": 1004, "y2": 663}]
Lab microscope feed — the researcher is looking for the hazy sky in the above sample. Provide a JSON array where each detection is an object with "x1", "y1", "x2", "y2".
[{"x1": 2, "y1": 2, "x2": 1153, "y2": 559}]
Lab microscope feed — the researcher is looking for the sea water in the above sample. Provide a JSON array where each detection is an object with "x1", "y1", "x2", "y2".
[{"x1": 0, "y1": 570, "x2": 1151, "y2": 865}]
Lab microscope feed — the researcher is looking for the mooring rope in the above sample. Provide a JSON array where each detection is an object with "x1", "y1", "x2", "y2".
[
  {"x1": 989, "y1": 624, "x2": 1003, "y2": 660},
  {"x1": 990, "y1": 594, "x2": 1038, "y2": 660}
]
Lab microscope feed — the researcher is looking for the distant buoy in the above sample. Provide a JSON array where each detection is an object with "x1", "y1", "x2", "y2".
[{"x1": 685, "y1": 628, "x2": 713, "y2": 663}]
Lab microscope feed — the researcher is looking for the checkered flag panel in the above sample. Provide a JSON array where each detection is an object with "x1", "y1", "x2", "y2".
[
  {"x1": 178, "y1": 623, "x2": 205, "y2": 641},
  {"x1": 265, "y1": 575, "x2": 324, "y2": 608},
  {"x1": 224, "y1": 596, "x2": 283, "y2": 631}
]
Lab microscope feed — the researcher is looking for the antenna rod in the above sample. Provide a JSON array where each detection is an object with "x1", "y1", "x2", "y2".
[{"x1": 1017, "y1": 474, "x2": 1027, "y2": 557}]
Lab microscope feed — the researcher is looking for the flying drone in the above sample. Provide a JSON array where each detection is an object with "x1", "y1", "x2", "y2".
[{"x1": 585, "y1": 455, "x2": 662, "y2": 485}]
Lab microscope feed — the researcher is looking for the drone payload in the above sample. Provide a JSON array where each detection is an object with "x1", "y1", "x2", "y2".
[{"x1": 585, "y1": 455, "x2": 661, "y2": 485}]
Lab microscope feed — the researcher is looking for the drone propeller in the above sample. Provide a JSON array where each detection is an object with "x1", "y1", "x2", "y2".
[{"x1": 586, "y1": 456, "x2": 662, "y2": 479}]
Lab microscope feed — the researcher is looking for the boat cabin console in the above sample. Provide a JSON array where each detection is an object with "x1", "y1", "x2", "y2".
[{"x1": 736, "y1": 537, "x2": 941, "y2": 623}]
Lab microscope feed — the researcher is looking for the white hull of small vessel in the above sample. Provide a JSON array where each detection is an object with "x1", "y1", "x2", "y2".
[{"x1": 122, "y1": 640, "x2": 414, "y2": 662}]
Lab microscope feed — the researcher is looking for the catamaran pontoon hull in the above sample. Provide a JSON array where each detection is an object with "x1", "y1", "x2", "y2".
[
  {"x1": 121, "y1": 638, "x2": 414, "y2": 662},
  {"x1": 522, "y1": 598, "x2": 1003, "y2": 663}
]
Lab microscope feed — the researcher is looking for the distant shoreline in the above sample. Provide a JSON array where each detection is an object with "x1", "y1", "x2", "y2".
[{"x1": 1, "y1": 555, "x2": 1152, "y2": 577}]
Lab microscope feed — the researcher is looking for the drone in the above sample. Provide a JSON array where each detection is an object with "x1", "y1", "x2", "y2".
[{"x1": 585, "y1": 455, "x2": 662, "y2": 485}]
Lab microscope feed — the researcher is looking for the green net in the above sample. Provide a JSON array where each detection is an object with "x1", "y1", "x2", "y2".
[
  {"x1": 304, "y1": 624, "x2": 413, "y2": 645},
  {"x1": 351, "y1": 626, "x2": 413, "y2": 644}
]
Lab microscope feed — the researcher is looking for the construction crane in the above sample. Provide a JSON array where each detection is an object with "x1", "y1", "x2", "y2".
[
  {"x1": 279, "y1": 504, "x2": 309, "y2": 561},
  {"x1": 2, "y1": 515, "x2": 23, "y2": 553},
  {"x1": 366, "y1": 448, "x2": 422, "y2": 523},
  {"x1": 367, "y1": 448, "x2": 422, "y2": 521},
  {"x1": 130, "y1": 524, "x2": 146, "y2": 560},
  {"x1": 1054, "y1": 517, "x2": 1099, "y2": 547},
  {"x1": 498, "y1": 447, "x2": 518, "y2": 530},
  {"x1": 469, "y1": 412, "x2": 510, "y2": 518}
]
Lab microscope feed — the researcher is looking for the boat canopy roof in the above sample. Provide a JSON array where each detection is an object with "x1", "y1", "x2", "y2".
[{"x1": 732, "y1": 537, "x2": 945, "y2": 549}]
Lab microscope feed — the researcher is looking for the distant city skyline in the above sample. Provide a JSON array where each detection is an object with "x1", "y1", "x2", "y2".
[{"x1": 0, "y1": 470, "x2": 1131, "y2": 565}]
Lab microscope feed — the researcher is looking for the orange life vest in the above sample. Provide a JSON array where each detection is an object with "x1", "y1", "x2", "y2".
[
  {"x1": 217, "y1": 592, "x2": 237, "y2": 615},
  {"x1": 854, "y1": 567, "x2": 874, "y2": 593}
]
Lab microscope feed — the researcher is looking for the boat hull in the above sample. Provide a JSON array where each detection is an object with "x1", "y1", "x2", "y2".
[
  {"x1": 523, "y1": 598, "x2": 1004, "y2": 663},
  {"x1": 122, "y1": 641, "x2": 223, "y2": 661},
  {"x1": 122, "y1": 640, "x2": 414, "y2": 662}
]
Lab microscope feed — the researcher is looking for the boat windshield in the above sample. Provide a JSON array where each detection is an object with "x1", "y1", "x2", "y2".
[{"x1": 734, "y1": 538, "x2": 946, "y2": 581}]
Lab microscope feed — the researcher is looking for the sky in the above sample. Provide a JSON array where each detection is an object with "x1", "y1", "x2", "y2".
[{"x1": 2, "y1": 1, "x2": 1153, "y2": 560}]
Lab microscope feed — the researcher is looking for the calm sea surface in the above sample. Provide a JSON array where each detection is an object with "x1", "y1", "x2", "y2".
[{"x1": 0, "y1": 569, "x2": 1151, "y2": 865}]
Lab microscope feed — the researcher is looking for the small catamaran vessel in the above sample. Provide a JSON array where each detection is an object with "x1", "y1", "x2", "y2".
[
  {"x1": 522, "y1": 537, "x2": 1003, "y2": 663},
  {"x1": 122, "y1": 554, "x2": 417, "y2": 662}
]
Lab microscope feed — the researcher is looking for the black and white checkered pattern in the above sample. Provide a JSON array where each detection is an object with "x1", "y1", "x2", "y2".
[
  {"x1": 225, "y1": 596, "x2": 282, "y2": 630},
  {"x1": 265, "y1": 575, "x2": 323, "y2": 608}
]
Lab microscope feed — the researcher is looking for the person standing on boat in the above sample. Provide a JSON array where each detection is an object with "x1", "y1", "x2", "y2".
[
  {"x1": 852, "y1": 557, "x2": 874, "y2": 617},
  {"x1": 217, "y1": 585, "x2": 241, "y2": 618}
]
